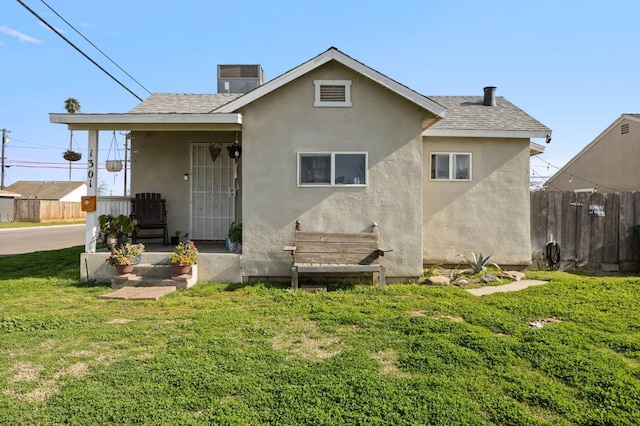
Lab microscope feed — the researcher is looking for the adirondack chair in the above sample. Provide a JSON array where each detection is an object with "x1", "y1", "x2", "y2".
[{"x1": 131, "y1": 193, "x2": 169, "y2": 245}]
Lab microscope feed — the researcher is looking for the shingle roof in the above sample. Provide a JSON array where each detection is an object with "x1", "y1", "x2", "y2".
[
  {"x1": 5, "y1": 181, "x2": 85, "y2": 200},
  {"x1": 129, "y1": 93, "x2": 242, "y2": 114},
  {"x1": 0, "y1": 189, "x2": 21, "y2": 198},
  {"x1": 427, "y1": 96, "x2": 551, "y2": 133}
]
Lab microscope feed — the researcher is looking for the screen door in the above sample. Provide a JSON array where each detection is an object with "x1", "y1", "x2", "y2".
[{"x1": 190, "y1": 144, "x2": 235, "y2": 240}]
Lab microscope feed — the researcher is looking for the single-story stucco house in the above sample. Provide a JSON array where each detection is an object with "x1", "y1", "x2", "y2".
[
  {"x1": 6, "y1": 181, "x2": 87, "y2": 201},
  {"x1": 50, "y1": 47, "x2": 551, "y2": 283}
]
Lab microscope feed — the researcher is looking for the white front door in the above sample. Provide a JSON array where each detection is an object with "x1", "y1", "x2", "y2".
[{"x1": 190, "y1": 144, "x2": 235, "y2": 240}]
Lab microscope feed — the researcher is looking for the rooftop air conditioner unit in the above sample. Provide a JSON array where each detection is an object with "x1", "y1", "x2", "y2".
[{"x1": 217, "y1": 64, "x2": 264, "y2": 94}]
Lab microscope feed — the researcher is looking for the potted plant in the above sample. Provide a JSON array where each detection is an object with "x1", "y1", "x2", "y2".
[
  {"x1": 63, "y1": 149, "x2": 82, "y2": 161},
  {"x1": 99, "y1": 214, "x2": 138, "y2": 247},
  {"x1": 228, "y1": 220, "x2": 242, "y2": 253},
  {"x1": 106, "y1": 242, "x2": 145, "y2": 275},
  {"x1": 170, "y1": 231, "x2": 189, "y2": 245},
  {"x1": 118, "y1": 215, "x2": 137, "y2": 244},
  {"x1": 169, "y1": 241, "x2": 198, "y2": 275},
  {"x1": 99, "y1": 214, "x2": 119, "y2": 248},
  {"x1": 63, "y1": 98, "x2": 82, "y2": 162}
]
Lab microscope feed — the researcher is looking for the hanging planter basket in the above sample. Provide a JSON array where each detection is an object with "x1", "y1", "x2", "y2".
[
  {"x1": 105, "y1": 131, "x2": 123, "y2": 173},
  {"x1": 106, "y1": 160, "x2": 123, "y2": 172},
  {"x1": 63, "y1": 150, "x2": 82, "y2": 161},
  {"x1": 209, "y1": 143, "x2": 222, "y2": 162}
]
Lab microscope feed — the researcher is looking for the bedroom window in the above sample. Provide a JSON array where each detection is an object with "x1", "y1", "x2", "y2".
[
  {"x1": 314, "y1": 80, "x2": 352, "y2": 107},
  {"x1": 430, "y1": 153, "x2": 472, "y2": 180},
  {"x1": 298, "y1": 152, "x2": 367, "y2": 186}
]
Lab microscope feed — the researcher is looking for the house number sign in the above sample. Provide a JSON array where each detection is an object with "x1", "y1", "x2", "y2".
[{"x1": 87, "y1": 148, "x2": 96, "y2": 189}]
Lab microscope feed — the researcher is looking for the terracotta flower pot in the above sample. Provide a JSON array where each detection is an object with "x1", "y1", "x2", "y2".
[
  {"x1": 172, "y1": 264, "x2": 191, "y2": 275},
  {"x1": 114, "y1": 264, "x2": 135, "y2": 275}
]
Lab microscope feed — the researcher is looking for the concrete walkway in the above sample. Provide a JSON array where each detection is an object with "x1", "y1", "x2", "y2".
[
  {"x1": 100, "y1": 286, "x2": 177, "y2": 301},
  {"x1": 466, "y1": 279, "x2": 548, "y2": 296}
]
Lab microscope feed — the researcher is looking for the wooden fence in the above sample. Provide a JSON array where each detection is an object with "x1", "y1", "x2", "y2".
[
  {"x1": 530, "y1": 191, "x2": 640, "y2": 270},
  {"x1": 14, "y1": 200, "x2": 85, "y2": 223}
]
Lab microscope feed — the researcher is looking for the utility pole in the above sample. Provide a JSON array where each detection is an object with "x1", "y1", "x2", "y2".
[{"x1": 1, "y1": 129, "x2": 10, "y2": 189}]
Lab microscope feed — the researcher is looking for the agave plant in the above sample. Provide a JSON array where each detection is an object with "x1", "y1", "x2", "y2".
[{"x1": 459, "y1": 252, "x2": 501, "y2": 276}]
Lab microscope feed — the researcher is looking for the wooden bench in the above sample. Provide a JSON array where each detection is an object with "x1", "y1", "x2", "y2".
[{"x1": 284, "y1": 221, "x2": 390, "y2": 290}]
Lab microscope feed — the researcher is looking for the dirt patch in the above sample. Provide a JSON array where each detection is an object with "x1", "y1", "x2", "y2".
[
  {"x1": 271, "y1": 319, "x2": 343, "y2": 361},
  {"x1": 54, "y1": 362, "x2": 89, "y2": 379},
  {"x1": 107, "y1": 318, "x2": 134, "y2": 324},
  {"x1": 430, "y1": 315, "x2": 465, "y2": 323},
  {"x1": 529, "y1": 318, "x2": 561, "y2": 328},
  {"x1": 407, "y1": 311, "x2": 427, "y2": 316},
  {"x1": 8, "y1": 362, "x2": 44, "y2": 383},
  {"x1": 370, "y1": 349, "x2": 411, "y2": 377}
]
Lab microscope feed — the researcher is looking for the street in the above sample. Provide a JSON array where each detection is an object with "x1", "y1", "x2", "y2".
[{"x1": 0, "y1": 224, "x2": 85, "y2": 256}]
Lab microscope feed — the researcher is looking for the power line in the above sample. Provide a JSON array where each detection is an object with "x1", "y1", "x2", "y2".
[
  {"x1": 38, "y1": 0, "x2": 152, "y2": 97},
  {"x1": 16, "y1": 0, "x2": 143, "y2": 101}
]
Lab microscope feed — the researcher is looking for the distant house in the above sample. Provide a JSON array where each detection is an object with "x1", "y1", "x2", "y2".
[
  {"x1": 50, "y1": 47, "x2": 551, "y2": 283},
  {"x1": 0, "y1": 189, "x2": 21, "y2": 223},
  {"x1": 5, "y1": 181, "x2": 87, "y2": 223},
  {"x1": 546, "y1": 114, "x2": 640, "y2": 192},
  {"x1": 5, "y1": 181, "x2": 87, "y2": 201}
]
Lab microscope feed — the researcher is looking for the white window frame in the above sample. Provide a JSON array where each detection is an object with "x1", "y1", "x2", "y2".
[
  {"x1": 430, "y1": 152, "x2": 472, "y2": 181},
  {"x1": 298, "y1": 152, "x2": 368, "y2": 187},
  {"x1": 314, "y1": 80, "x2": 352, "y2": 107}
]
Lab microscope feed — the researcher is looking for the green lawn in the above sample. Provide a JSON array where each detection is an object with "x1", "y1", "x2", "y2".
[{"x1": 1, "y1": 247, "x2": 639, "y2": 425}]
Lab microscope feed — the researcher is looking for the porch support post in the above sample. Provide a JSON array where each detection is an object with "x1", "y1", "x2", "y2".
[{"x1": 85, "y1": 130, "x2": 99, "y2": 253}]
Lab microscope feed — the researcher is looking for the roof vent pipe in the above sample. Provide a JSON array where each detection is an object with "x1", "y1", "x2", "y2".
[{"x1": 482, "y1": 86, "x2": 497, "y2": 106}]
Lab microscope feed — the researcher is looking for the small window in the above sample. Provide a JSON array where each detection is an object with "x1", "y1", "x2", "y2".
[
  {"x1": 298, "y1": 152, "x2": 367, "y2": 186},
  {"x1": 314, "y1": 80, "x2": 352, "y2": 107},
  {"x1": 430, "y1": 153, "x2": 472, "y2": 181}
]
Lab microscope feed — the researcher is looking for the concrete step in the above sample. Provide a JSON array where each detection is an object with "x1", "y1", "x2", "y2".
[
  {"x1": 110, "y1": 264, "x2": 198, "y2": 289},
  {"x1": 132, "y1": 263, "x2": 173, "y2": 278}
]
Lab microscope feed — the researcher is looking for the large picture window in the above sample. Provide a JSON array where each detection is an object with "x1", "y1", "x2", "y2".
[
  {"x1": 298, "y1": 152, "x2": 367, "y2": 186},
  {"x1": 430, "y1": 153, "x2": 472, "y2": 180}
]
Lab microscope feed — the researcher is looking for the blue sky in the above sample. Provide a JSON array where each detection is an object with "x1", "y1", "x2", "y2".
[{"x1": 2, "y1": 0, "x2": 639, "y2": 194}]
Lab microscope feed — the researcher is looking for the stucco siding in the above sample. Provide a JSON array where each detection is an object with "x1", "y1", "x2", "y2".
[
  {"x1": 547, "y1": 117, "x2": 640, "y2": 192},
  {"x1": 422, "y1": 137, "x2": 532, "y2": 266},
  {"x1": 239, "y1": 61, "x2": 431, "y2": 279}
]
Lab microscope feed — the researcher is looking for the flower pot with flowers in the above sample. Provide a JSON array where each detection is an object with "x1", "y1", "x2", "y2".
[
  {"x1": 169, "y1": 241, "x2": 198, "y2": 275},
  {"x1": 106, "y1": 242, "x2": 145, "y2": 275},
  {"x1": 227, "y1": 220, "x2": 242, "y2": 253}
]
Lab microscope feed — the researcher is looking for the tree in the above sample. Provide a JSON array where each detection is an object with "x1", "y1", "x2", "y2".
[{"x1": 64, "y1": 98, "x2": 81, "y2": 114}]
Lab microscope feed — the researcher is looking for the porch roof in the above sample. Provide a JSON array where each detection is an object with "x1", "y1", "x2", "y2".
[{"x1": 49, "y1": 112, "x2": 243, "y2": 131}]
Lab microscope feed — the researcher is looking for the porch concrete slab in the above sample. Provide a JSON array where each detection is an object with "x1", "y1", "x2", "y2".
[
  {"x1": 100, "y1": 286, "x2": 177, "y2": 301},
  {"x1": 466, "y1": 279, "x2": 548, "y2": 296}
]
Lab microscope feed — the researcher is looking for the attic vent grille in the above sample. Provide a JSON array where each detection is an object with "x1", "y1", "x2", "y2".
[
  {"x1": 314, "y1": 80, "x2": 352, "y2": 107},
  {"x1": 621, "y1": 123, "x2": 629, "y2": 134},
  {"x1": 320, "y1": 85, "x2": 346, "y2": 102}
]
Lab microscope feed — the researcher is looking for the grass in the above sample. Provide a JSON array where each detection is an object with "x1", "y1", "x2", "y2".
[{"x1": 1, "y1": 247, "x2": 639, "y2": 425}]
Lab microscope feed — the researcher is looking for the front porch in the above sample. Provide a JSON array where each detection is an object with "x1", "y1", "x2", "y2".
[{"x1": 81, "y1": 242, "x2": 243, "y2": 284}]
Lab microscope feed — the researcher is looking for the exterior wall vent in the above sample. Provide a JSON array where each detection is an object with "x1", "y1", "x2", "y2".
[
  {"x1": 319, "y1": 85, "x2": 346, "y2": 102},
  {"x1": 621, "y1": 123, "x2": 629, "y2": 134},
  {"x1": 217, "y1": 65, "x2": 264, "y2": 94}
]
